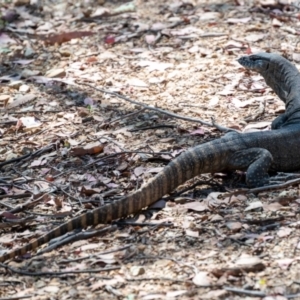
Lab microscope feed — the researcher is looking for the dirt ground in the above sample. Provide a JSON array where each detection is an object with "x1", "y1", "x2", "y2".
[{"x1": 1, "y1": 0, "x2": 300, "y2": 299}]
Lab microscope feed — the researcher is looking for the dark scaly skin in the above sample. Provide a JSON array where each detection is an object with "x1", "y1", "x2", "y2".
[
  {"x1": 2, "y1": 125, "x2": 300, "y2": 262},
  {"x1": 238, "y1": 52, "x2": 300, "y2": 129}
]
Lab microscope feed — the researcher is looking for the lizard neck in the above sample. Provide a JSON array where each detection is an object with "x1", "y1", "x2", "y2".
[
  {"x1": 261, "y1": 60, "x2": 300, "y2": 106},
  {"x1": 283, "y1": 101, "x2": 300, "y2": 125}
]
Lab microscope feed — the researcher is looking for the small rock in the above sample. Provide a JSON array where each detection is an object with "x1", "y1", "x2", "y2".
[
  {"x1": 59, "y1": 49, "x2": 72, "y2": 57},
  {"x1": 24, "y1": 47, "x2": 35, "y2": 58},
  {"x1": 174, "y1": 197, "x2": 189, "y2": 204},
  {"x1": 226, "y1": 221, "x2": 242, "y2": 232},
  {"x1": 130, "y1": 266, "x2": 145, "y2": 276},
  {"x1": 78, "y1": 107, "x2": 90, "y2": 117},
  {"x1": 53, "y1": 3, "x2": 68, "y2": 16},
  {"x1": 39, "y1": 53, "x2": 51, "y2": 60},
  {"x1": 46, "y1": 68, "x2": 66, "y2": 78},
  {"x1": 2, "y1": 9, "x2": 19, "y2": 23},
  {"x1": 193, "y1": 272, "x2": 212, "y2": 287},
  {"x1": 19, "y1": 84, "x2": 30, "y2": 92},
  {"x1": 245, "y1": 201, "x2": 263, "y2": 211},
  {"x1": 9, "y1": 80, "x2": 23, "y2": 89},
  {"x1": 235, "y1": 254, "x2": 265, "y2": 271},
  {"x1": 57, "y1": 112, "x2": 65, "y2": 118},
  {"x1": 21, "y1": 69, "x2": 40, "y2": 78},
  {"x1": 68, "y1": 288, "x2": 78, "y2": 298}
]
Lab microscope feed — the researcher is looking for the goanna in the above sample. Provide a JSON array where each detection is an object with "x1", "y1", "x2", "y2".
[{"x1": 1, "y1": 52, "x2": 300, "y2": 263}]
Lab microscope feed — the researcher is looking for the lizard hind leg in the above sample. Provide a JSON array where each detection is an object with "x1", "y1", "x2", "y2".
[{"x1": 228, "y1": 148, "x2": 273, "y2": 187}]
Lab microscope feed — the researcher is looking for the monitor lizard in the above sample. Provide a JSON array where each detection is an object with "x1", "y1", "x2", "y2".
[{"x1": 1, "y1": 52, "x2": 300, "y2": 263}]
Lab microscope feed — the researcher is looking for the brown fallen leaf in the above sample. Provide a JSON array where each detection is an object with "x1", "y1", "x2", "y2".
[
  {"x1": 80, "y1": 186, "x2": 103, "y2": 196},
  {"x1": 44, "y1": 31, "x2": 95, "y2": 45},
  {"x1": 70, "y1": 142, "x2": 104, "y2": 156}
]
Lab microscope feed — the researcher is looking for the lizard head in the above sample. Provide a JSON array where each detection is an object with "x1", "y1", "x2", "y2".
[{"x1": 237, "y1": 53, "x2": 271, "y2": 73}]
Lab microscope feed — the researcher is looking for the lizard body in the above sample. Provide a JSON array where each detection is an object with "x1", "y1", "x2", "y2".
[
  {"x1": 2, "y1": 127, "x2": 300, "y2": 262},
  {"x1": 2, "y1": 52, "x2": 300, "y2": 263}
]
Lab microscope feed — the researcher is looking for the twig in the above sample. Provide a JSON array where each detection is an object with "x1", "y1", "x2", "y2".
[
  {"x1": 0, "y1": 121, "x2": 18, "y2": 125},
  {"x1": 0, "y1": 143, "x2": 55, "y2": 169},
  {"x1": 129, "y1": 124, "x2": 177, "y2": 132},
  {"x1": 126, "y1": 277, "x2": 190, "y2": 283},
  {"x1": 53, "y1": 150, "x2": 171, "y2": 178},
  {"x1": 8, "y1": 191, "x2": 55, "y2": 214},
  {"x1": 224, "y1": 286, "x2": 266, "y2": 297},
  {"x1": 0, "y1": 193, "x2": 31, "y2": 200},
  {"x1": 59, "y1": 244, "x2": 132, "y2": 264},
  {"x1": 0, "y1": 296, "x2": 34, "y2": 300},
  {"x1": 38, "y1": 225, "x2": 118, "y2": 254},
  {"x1": 108, "y1": 108, "x2": 146, "y2": 125},
  {"x1": 226, "y1": 176, "x2": 300, "y2": 197},
  {"x1": 224, "y1": 286, "x2": 300, "y2": 299},
  {"x1": 211, "y1": 117, "x2": 240, "y2": 133},
  {"x1": 10, "y1": 110, "x2": 63, "y2": 114},
  {"x1": 114, "y1": 221, "x2": 172, "y2": 227},
  {"x1": 77, "y1": 81, "x2": 215, "y2": 127},
  {"x1": 95, "y1": 135, "x2": 126, "y2": 150},
  {"x1": 247, "y1": 177, "x2": 300, "y2": 194},
  {"x1": 0, "y1": 216, "x2": 34, "y2": 229},
  {"x1": 0, "y1": 262, "x2": 120, "y2": 276}
]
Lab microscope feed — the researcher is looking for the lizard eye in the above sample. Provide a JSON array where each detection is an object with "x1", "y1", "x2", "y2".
[{"x1": 249, "y1": 56, "x2": 261, "y2": 61}]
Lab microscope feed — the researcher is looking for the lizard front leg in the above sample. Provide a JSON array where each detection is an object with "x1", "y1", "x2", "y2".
[{"x1": 227, "y1": 148, "x2": 273, "y2": 187}]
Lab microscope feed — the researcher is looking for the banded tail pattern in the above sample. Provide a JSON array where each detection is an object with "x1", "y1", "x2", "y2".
[{"x1": 0, "y1": 140, "x2": 231, "y2": 262}]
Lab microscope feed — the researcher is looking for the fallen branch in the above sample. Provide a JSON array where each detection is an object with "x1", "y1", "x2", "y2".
[
  {"x1": 0, "y1": 143, "x2": 55, "y2": 170},
  {"x1": 0, "y1": 295, "x2": 33, "y2": 300},
  {"x1": 228, "y1": 177, "x2": 300, "y2": 196},
  {"x1": 0, "y1": 262, "x2": 119, "y2": 276},
  {"x1": 224, "y1": 286, "x2": 300, "y2": 299},
  {"x1": 77, "y1": 81, "x2": 218, "y2": 127},
  {"x1": 224, "y1": 286, "x2": 265, "y2": 297}
]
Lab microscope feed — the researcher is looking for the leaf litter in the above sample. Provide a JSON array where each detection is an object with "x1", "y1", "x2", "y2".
[{"x1": 1, "y1": 0, "x2": 300, "y2": 299}]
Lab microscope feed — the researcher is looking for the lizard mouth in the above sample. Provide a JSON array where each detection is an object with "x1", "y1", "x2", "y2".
[
  {"x1": 237, "y1": 57, "x2": 252, "y2": 69},
  {"x1": 237, "y1": 56, "x2": 269, "y2": 71}
]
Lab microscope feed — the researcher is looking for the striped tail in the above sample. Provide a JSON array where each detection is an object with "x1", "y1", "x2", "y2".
[{"x1": 0, "y1": 140, "x2": 230, "y2": 262}]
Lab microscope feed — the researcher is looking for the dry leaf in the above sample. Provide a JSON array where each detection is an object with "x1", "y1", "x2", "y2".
[
  {"x1": 184, "y1": 201, "x2": 208, "y2": 212},
  {"x1": 44, "y1": 31, "x2": 94, "y2": 45},
  {"x1": 277, "y1": 227, "x2": 293, "y2": 238},
  {"x1": 193, "y1": 272, "x2": 212, "y2": 286},
  {"x1": 70, "y1": 142, "x2": 104, "y2": 156},
  {"x1": 245, "y1": 201, "x2": 263, "y2": 211},
  {"x1": 276, "y1": 258, "x2": 294, "y2": 270},
  {"x1": 226, "y1": 221, "x2": 242, "y2": 232}
]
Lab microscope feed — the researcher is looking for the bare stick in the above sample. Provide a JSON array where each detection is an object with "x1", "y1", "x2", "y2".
[
  {"x1": 77, "y1": 81, "x2": 215, "y2": 127},
  {"x1": 227, "y1": 176, "x2": 300, "y2": 196}
]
